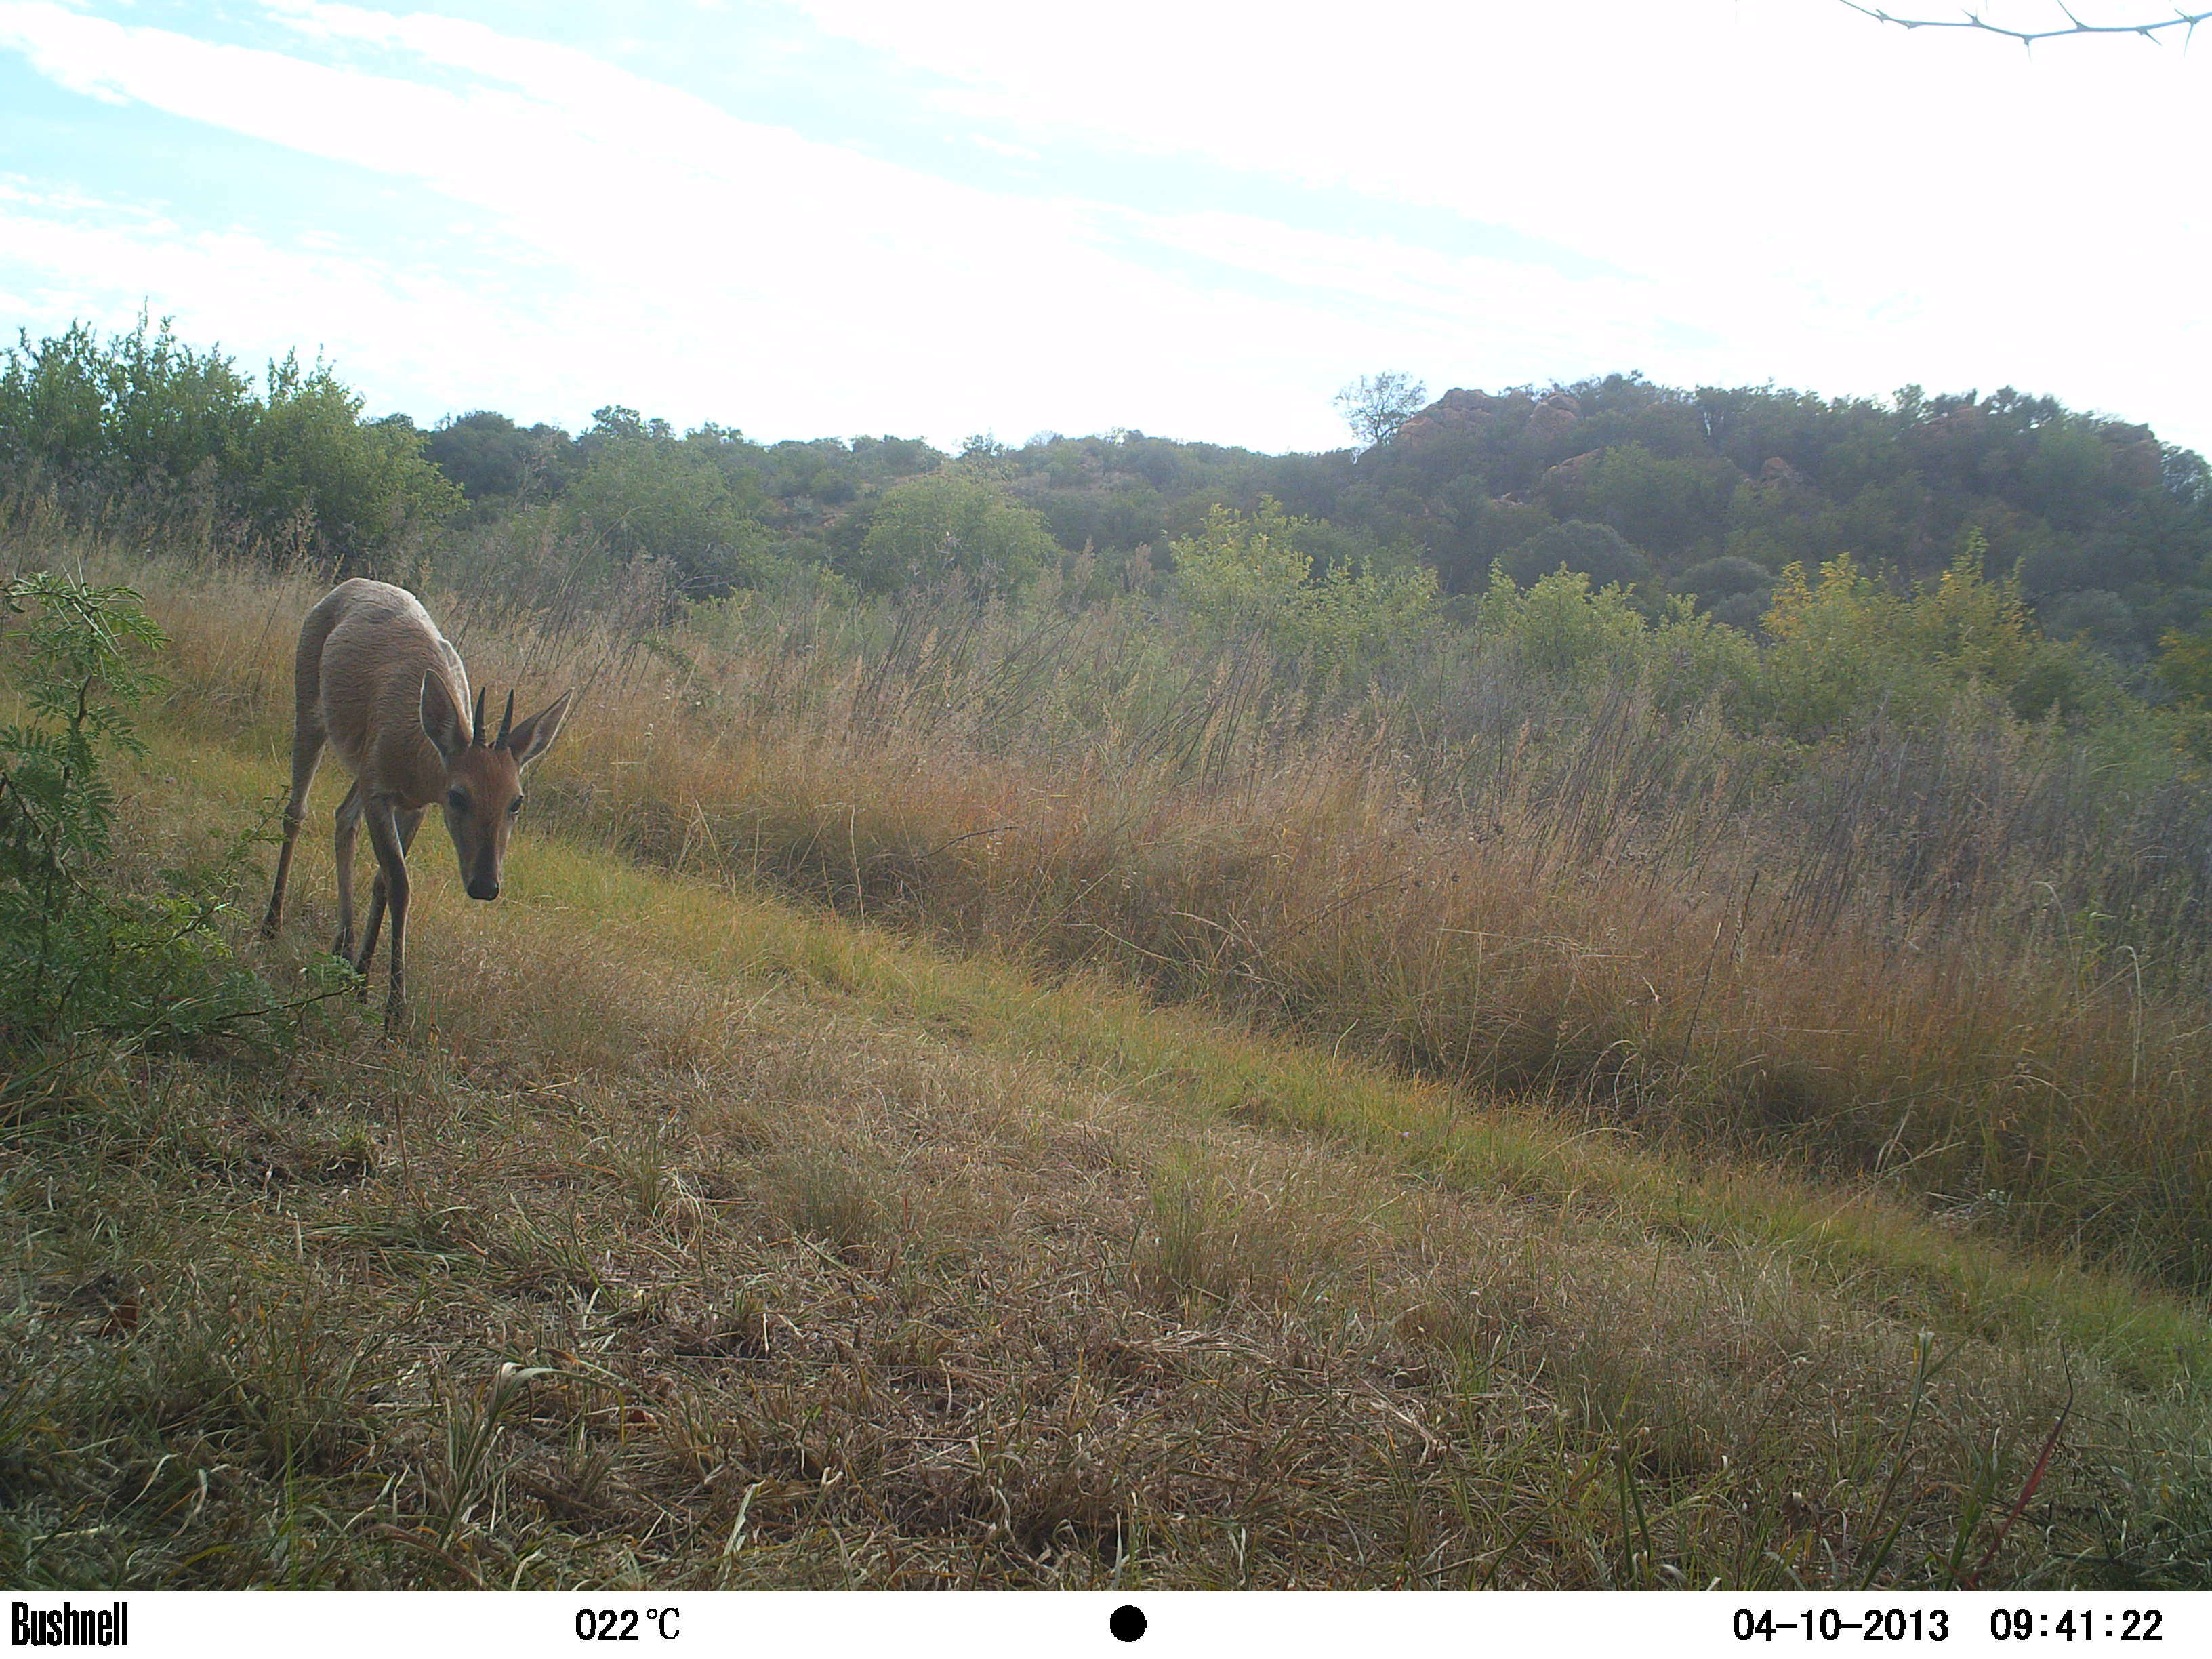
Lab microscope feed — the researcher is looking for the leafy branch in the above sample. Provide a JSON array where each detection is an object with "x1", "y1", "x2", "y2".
[{"x1": 1, "y1": 571, "x2": 353, "y2": 1111}]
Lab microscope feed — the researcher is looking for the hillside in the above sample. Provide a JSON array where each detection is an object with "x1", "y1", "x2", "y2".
[
  {"x1": 7, "y1": 321, "x2": 2211, "y2": 670},
  {"x1": 3, "y1": 544, "x2": 2210, "y2": 1591}
]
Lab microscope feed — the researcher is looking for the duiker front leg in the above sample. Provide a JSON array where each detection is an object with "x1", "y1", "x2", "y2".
[
  {"x1": 262, "y1": 718, "x2": 325, "y2": 938},
  {"x1": 354, "y1": 806, "x2": 422, "y2": 985},
  {"x1": 362, "y1": 800, "x2": 417, "y2": 1030}
]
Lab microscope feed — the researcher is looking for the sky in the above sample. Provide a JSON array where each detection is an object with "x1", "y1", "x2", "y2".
[{"x1": 0, "y1": 0, "x2": 2204, "y2": 456}]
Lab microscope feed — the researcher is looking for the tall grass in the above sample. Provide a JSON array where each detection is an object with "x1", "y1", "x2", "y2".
[{"x1": 30, "y1": 511, "x2": 2212, "y2": 1292}]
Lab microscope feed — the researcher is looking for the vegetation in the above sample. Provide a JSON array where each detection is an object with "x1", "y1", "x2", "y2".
[
  {"x1": 4, "y1": 544, "x2": 2207, "y2": 1589},
  {"x1": 7, "y1": 315, "x2": 2212, "y2": 1588},
  {"x1": 1333, "y1": 370, "x2": 1428, "y2": 449},
  {"x1": 14, "y1": 320, "x2": 2207, "y2": 668},
  {"x1": 1, "y1": 319, "x2": 459, "y2": 566},
  {"x1": 0, "y1": 572, "x2": 340, "y2": 1110}
]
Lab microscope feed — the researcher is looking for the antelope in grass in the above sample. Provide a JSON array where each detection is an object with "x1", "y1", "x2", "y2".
[{"x1": 261, "y1": 579, "x2": 573, "y2": 1028}]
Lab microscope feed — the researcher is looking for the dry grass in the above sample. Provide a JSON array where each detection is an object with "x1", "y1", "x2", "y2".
[
  {"x1": 5, "y1": 536, "x2": 2212, "y2": 1587},
  {"x1": 98, "y1": 542, "x2": 2212, "y2": 1292}
]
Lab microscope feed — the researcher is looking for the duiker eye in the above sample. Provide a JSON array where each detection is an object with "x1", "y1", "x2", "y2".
[
  {"x1": 447, "y1": 788, "x2": 469, "y2": 811},
  {"x1": 508, "y1": 796, "x2": 523, "y2": 815}
]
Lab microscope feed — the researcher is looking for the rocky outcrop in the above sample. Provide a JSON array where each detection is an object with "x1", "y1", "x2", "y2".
[
  {"x1": 1391, "y1": 388, "x2": 1508, "y2": 447},
  {"x1": 1540, "y1": 449, "x2": 1604, "y2": 493},
  {"x1": 1392, "y1": 386, "x2": 1584, "y2": 447},
  {"x1": 1527, "y1": 391, "x2": 1581, "y2": 441},
  {"x1": 1758, "y1": 456, "x2": 1812, "y2": 489}
]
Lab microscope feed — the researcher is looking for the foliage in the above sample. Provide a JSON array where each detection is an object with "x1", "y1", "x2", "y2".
[
  {"x1": 1347, "y1": 374, "x2": 2211, "y2": 659},
  {"x1": 1172, "y1": 499, "x2": 1439, "y2": 676},
  {"x1": 425, "y1": 410, "x2": 574, "y2": 504},
  {"x1": 1758, "y1": 541, "x2": 2044, "y2": 739},
  {"x1": 0, "y1": 319, "x2": 457, "y2": 565},
  {"x1": 851, "y1": 472, "x2": 1057, "y2": 597},
  {"x1": 0, "y1": 573, "x2": 331, "y2": 1103},
  {"x1": 237, "y1": 354, "x2": 462, "y2": 564},
  {"x1": 563, "y1": 425, "x2": 768, "y2": 593},
  {"x1": 1498, "y1": 519, "x2": 1651, "y2": 592},
  {"x1": 1475, "y1": 563, "x2": 1651, "y2": 686},
  {"x1": 1646, "y1": 595, "x2": 1763, "y2": 718},
  {"x1": 0, "y1": 315, "x2": 253, "y2": 500},
  {"x1": 2154, "y1": 621, "x2": 2212, "y2": 708},
  {"x1": 1546, "y1": 440, "x2": 1729, "y2": 560},
  {"x1": 23, "y1": 319, "x2": 2206, "y2": 682}
]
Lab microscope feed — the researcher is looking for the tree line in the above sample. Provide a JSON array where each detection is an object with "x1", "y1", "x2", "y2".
[{"x1": 5, "y1": 315, "x2": 2209, "y2": 686}]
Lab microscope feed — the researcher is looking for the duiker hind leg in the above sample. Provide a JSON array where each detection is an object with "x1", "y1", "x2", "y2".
[{"x1": 331, "y1": 778, "x2": 366, "y2": 964}]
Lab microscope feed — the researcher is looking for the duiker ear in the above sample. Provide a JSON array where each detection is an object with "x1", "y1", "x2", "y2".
[
  {"x1": 503, "y1": 689, "x2": 573, "y2": 770},
  {"x1": 419, "y1": 672, "x2": 471, "y2": 762}
]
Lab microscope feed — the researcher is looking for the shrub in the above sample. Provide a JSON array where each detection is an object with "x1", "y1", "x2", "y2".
[
  {"x1": 1759, "y1": 540, "x2": 2038, "y2": 739},
  {"x1": 0, "y1": 573, "x2": 338, "y2": 1105},
  {"x1": 0, "y1": 315, "x2": 254, "y2": 501},
  {"x1": 239, "y1": 354, "x2": 462, "y2": 565},
  {"x1": 1, "y1": 320, "x2": 459, "y2": 565},
  {"x1": 1499, "y1": 519, "x2": 1650, "y2": 592},
  {"x1": 1475, "y1": 563, "x2": 1647, "y2": 687},
  {"x1": 564, "y1": 434, "x2": 767, "y2": 595},
  {"x1": 852, "y1": 472, "x2": 1057, "y2": 598},
  {"x1": 1172, "y1": 498, "x2": 1438, "y2": 678}
]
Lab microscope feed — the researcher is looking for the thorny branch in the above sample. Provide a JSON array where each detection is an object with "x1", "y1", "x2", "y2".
[{"x1": 1837, "y1": 0, "x2": 2209, "y2": 43}]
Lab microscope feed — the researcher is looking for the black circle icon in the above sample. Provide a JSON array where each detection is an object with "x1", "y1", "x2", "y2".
[{"x1": 1109, "y1": 1603, "x2": 1147, "y2": 1643}]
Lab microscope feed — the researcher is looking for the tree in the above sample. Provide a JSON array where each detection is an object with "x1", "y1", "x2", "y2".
[
  {"x1": 1332, "y1": 372, "x2": 1428, "y2": 450},
  {"x1": 852, "y1": 473, "x2": 1057, "y2": 597},
  {"x1": 1499, "y1": 520, "x2": 1652, "y2": 592},
  {"x1": 564, "y1": 431, "x2": 764, "y2": 592},
  {"x1": 425, "y1": 409, "x2": 573, "y2": 502},
  {"x1": 0, "y1": 314, "x2": 253, "y2": 497},
  {"x1": 239, "y1": 353, "x2": 461, "y2": 564}
]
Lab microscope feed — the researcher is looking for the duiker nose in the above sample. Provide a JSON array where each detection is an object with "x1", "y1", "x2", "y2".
[{"x1": 467, "y1": 876, "x2": 500, "y2": 901}]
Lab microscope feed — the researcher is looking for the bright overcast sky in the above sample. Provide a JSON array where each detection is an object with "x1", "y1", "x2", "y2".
[{"x1": 0, "y1": 0, "x2": 2204, "y2": 455}]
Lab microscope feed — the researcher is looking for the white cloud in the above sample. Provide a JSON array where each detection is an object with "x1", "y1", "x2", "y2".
[
  {"x1": 0, "y1": 0, "x2": 1699, "y2": 445},
  {"x1": 968, "y1": 131, "x2": 1039, "y2": 161},
  {"x1": 775, "y1": 0, "x2": 2211, "y2": 444}
]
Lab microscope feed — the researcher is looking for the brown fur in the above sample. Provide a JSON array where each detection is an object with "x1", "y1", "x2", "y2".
[{"x1": 261, "y1": 578, "x2": 572, "y2": 1027}]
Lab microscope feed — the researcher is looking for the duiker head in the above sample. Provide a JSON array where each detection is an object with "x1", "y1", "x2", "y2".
[{"x1": 420, "y1": 679, "x2": 573, "y2": 901}]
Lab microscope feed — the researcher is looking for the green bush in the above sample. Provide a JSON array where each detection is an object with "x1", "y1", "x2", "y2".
[
  {"x1": 0, "y1": 315, "x2": 254, "y2": 499},
  {"x1": 1, "y1": 319, "x2": 458, "y2": 566},
  {"x1": 0, "y1": 573, "x2": 340, "y2": 1106},
  {"x1": 1475, "y1": 563, "x2": 1648, "y2": 687},
  {"x1": 1758, "y1": 541, "x2": 2039, "y2": 739},
  {"x1": 852, "y1": 472, "x2": 1057, "y2": 598},
  {"x1": 1497, "y1": 519, "x2": 1650, "y2": 592},
  {"x1": 239, "y1": 354, "x2": 462, "y2": 565},
  {"x1": 1172, "y1": 498, "x2": 1437, "y2": 678},
  {"x1": 564, "y1": 432, "x2": 767, "y2": 594}
]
